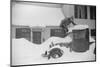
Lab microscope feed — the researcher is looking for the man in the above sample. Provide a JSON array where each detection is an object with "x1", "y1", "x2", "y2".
[{"x1": 60, "y1": 17, "x2": 76, "y2": 33}]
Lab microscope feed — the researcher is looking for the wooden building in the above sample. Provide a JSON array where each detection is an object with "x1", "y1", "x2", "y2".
[{"x1": 12, "y1": 25, "x2": 66, "y2": 44}]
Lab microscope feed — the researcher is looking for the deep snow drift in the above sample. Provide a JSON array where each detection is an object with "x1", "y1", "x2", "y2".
[{"x1": 12, "y1": 36, "x2": 95, "y2": 65}]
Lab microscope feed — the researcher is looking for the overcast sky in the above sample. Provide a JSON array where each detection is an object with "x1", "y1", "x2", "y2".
[{"x1": 12, "y1": 2, "x2": 65, "y2": 27}]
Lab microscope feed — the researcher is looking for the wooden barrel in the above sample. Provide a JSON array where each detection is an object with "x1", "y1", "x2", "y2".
[{"x1": 71, "y1": 25, "x2": 89, "y2": 52}]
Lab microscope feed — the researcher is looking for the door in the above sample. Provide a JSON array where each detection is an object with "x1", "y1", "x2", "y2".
[{"x1": 32, "y1": 31, "x2": 41, "y2": 44}]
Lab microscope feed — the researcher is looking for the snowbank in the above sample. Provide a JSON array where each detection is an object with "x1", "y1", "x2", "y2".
[
  {"x1": 12, "y1": 36, "x2": 95, "y2": 65},
  {"x1": 12, "y1": 38, "x2": 43, "y2": 65}
]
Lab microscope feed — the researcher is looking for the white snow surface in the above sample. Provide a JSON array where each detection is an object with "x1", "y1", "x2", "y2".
[
  {"x1": 12, "y1": 36, "x2": 95, "y2": 65},
  {"x1": 68, "y1": 25, "x2": 89, "y2": 32}
]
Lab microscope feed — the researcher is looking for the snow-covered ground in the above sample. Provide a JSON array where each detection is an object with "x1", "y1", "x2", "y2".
[{"x1": 12, "y1": 36, "x2": 95, "y2": 65}]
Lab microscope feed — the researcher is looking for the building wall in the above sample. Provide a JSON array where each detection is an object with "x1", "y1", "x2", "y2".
[
  {"x1": 42, "y1": 28, "x2": 50, "y2": 42},
  {"x1": 42, "y1": 26, "x2": 65, "y2": 42},
  {"x1": 74, "y1": 19, "x2": 95, "y2": 29}
]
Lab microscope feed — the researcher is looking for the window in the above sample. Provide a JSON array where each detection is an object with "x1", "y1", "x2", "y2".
[
  {"x1": 90, "y1": 6, "x2": 96, "y2": 19},
  {"x1": 74, "y1": 5, "x2": 87, "y2": 19},
  {"x1": 51, "y1": 29, "x2": 66, "y2": 37},
  {"x1": 16, "y1": 28, "x2": 31, "y2": 41}
]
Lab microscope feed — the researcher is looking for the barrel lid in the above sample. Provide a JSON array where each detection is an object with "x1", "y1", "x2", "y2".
[{"x1": 68, "y1": 25, "x2": 89, "y2": 32}]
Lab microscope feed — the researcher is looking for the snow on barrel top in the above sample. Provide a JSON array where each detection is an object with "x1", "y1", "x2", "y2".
[{"x1": 68, "y1": 25, "x2": 89, "y2": 32}]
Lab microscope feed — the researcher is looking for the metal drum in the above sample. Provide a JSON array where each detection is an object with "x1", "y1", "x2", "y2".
[{"x1": 71, "y1": 25, "x2": 89, "y2": 52}]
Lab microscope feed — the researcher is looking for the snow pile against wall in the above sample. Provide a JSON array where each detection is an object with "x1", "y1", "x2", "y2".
[
  {"x1": 12, "y1": 36, "x2": 72, "y2": 65},
  {"x1": 12, "y1": 3, "x2": 65, "y2": 27},
  {"x1": 12, "y1": 38, "x2": 42, "y2": 65},
  {"x1": 12, "y1": 35, "x2": 95, "y2": 65}
]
